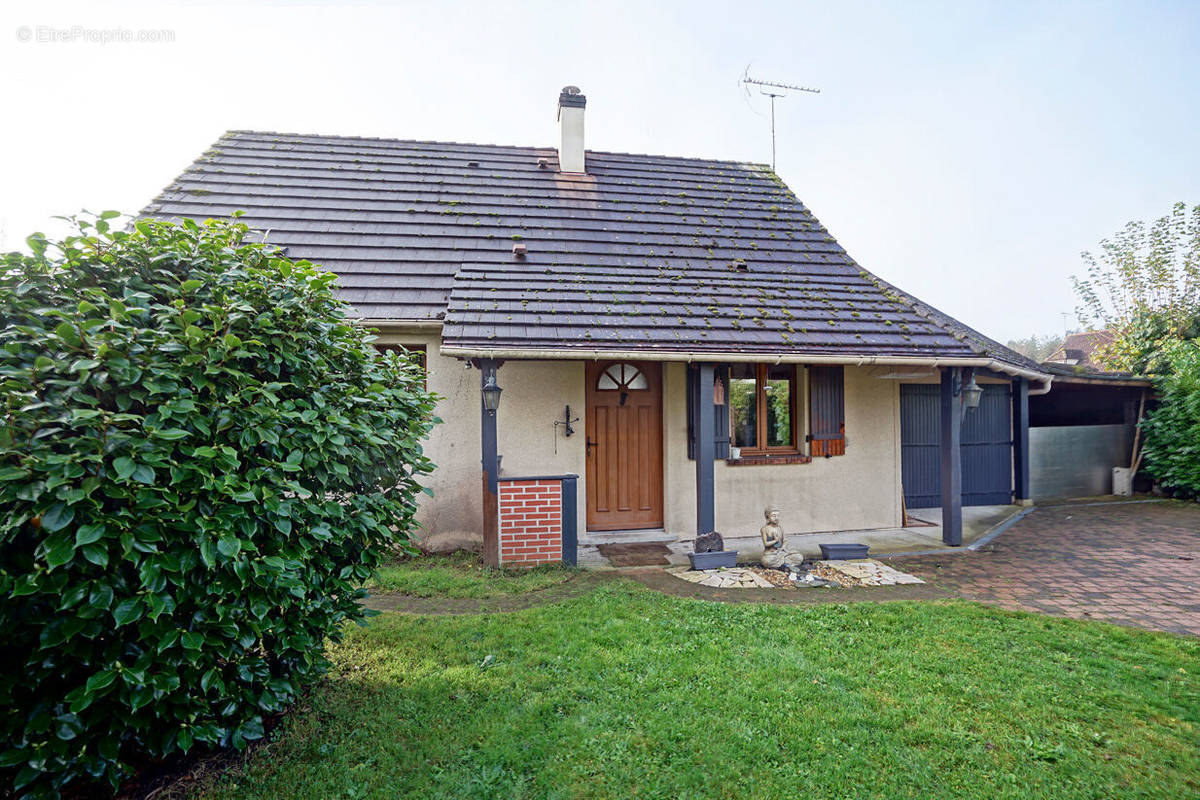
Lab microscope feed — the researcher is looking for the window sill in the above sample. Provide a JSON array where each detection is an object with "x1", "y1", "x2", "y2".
[{"x1": 725, "y1": 454, "x2": 812, "y2": 466}]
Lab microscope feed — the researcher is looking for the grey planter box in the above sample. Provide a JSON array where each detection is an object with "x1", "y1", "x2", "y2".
[
  {"x1": 689, "y1": 550, "x2": 738, "y2": 570},
  {"x1": 819, "y1": 543, "x2": 869, "y2": 560}
]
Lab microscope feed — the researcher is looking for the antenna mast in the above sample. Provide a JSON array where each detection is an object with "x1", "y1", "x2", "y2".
[{"x1": 741, "y1": 69, "x2": 821, "y2": 171}]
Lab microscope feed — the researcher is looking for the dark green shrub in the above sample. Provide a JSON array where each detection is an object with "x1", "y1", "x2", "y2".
[
  {"x1": 0, "y1": 215, "x2": 436, "y2": 797},
  {"x1": 1141, "y1": 340, "x2": 1200, "y2": 496}
]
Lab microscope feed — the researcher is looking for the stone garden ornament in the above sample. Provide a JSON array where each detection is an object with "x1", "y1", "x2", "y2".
[
  {"x1": 759, "y1": 504, "x2": 805, "y2": 569},
  {"x1": 694, "y1": 529, "x2": 724, "y2": 553}
]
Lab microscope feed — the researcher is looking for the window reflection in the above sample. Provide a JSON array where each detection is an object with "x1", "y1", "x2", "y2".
[
  {"x1": 729, "y1": 364, "x2": 757, "y2": 448},
  {"x1": 765, "y1": 364, "x2": 792, "y2": 447}
]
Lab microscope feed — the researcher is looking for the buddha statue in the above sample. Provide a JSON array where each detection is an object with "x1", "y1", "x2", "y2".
[{"x1": 759, "y1": 504, "x2": 804, "y2": 569}]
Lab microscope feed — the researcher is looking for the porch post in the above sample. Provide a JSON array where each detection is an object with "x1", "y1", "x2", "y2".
[
  {"x1": 480, "y1": 359, "x2": 500, "y2": 566},
  {"x1": 939, "y1": 367, "x2": 963, "y2": 546},
  {"x1": 1012, "y1": 377, "x2": 1031, "y2": 504},
  {"x1": 695, "y1": 362, "x2": 716, "y2": 535}
]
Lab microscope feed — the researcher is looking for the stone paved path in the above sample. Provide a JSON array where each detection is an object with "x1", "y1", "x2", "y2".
[
  {"x1": 366, "y1": 501, "x2": 1200, "y2": 637},
  {"x1": 892, "y1": 501, "x2": 1200, "y2": 637}
]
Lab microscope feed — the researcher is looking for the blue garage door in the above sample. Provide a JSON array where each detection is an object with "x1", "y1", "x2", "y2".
[{"x1": 901, "y1": 383, "x2": 1013, "y2": 509}]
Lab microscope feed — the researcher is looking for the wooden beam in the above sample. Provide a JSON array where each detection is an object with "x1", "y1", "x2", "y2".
[
  {"x1": 695, "y1": 362, "x2": 716, "y2": 535},
  {"x1": 940, "y1": 367, "x2": 963, "y2": 546},
  {"x1": 1012, "y1": 377, "x2": 1030, "y2": 502}
]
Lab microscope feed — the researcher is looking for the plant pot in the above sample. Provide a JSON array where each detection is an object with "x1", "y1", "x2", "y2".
[
  {"x1": 688, "y1": 550, "x2": 738, "y2": 570},
  {"x1": 819, "y1": 543, "x2": 869, "y2": 560}
]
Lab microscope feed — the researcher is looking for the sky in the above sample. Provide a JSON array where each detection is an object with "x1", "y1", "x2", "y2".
[{"x1": 2, "y1": 0, "x2": 1197, "y2": 343}]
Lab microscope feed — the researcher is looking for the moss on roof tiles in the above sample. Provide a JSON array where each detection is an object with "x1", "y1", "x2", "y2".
[{"x1": 150, "y1": 132, "x2": 1029, "y2": 365}]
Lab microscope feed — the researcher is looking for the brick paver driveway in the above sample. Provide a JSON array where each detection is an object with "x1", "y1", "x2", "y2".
[{"x1": 895, "y1": 501, "x2": 1200, "y2": 637}]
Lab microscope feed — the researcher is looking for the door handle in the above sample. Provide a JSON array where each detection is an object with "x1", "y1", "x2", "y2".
[{"x1": 586, "y1": 437, "x2": 599, "y2": 457}]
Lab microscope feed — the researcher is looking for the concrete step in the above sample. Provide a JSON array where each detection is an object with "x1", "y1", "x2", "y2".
[{"x1": 579, "y1": 528, "x2": 676, "y2": 546}]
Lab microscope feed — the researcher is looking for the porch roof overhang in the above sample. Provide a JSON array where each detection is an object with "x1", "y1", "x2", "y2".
[
  {"x1": 437, "y1": 343, "x2": 1055, "y2": 394},
  {"x1": 358, "y1": 318, "x2": 444, "y2": 331},
  {"x1": 1037, "y1": 361, "x2": 1151, "y2": 388}
]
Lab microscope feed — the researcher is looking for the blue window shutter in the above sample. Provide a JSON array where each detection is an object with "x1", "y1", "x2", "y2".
[
  {"x1": 714, "y1": 366, "x2": 730, "y2": 459},
  {"x1": 808, "y1": 365, "x2": 846, "y2": 456}
]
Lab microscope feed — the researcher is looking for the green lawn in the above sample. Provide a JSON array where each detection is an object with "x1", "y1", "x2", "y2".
[
  {"x1": 193, "y1": 582, "x2": 1199, "y2": 800},
  {"x1": 365, "y1": 552, "x2": 580, "y2": 598}
]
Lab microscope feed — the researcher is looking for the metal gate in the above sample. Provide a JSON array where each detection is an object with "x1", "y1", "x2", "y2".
[{"x1": 901, "y1": 383, "x2": 1013, "y2": 509}]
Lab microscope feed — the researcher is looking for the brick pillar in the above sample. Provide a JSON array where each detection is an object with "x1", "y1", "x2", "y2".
[{"x1": 498, "y1": 480, "x2": 564, "y2": 566}]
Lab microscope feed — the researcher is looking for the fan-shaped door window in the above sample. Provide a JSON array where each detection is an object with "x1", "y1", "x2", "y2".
[{"x1": 596, "y1": 363, "x2": 649, "y2": 391}]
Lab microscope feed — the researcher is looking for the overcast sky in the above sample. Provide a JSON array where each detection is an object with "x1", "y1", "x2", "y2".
[{"x1": 3, "y1": 0, "x2": 1197, "y2": 342}]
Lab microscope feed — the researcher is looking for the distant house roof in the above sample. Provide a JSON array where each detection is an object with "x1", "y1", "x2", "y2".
[
  {"x1": 1046, "y1": 330, "x2": 1116, "y2": 370},
  {"x1": 142, "y1": 130, "x2": 1046, "y2": 378}
]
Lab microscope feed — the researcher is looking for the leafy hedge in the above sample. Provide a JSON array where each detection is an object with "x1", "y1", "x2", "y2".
[
  {"x1": 0, "y1": 215, "x2": 436, "y2": 797},
  {"x1": 1141, "y1": 340, "x2": 1200, "y2": 497}
]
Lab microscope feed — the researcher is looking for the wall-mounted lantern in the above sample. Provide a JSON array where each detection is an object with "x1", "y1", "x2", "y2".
[
  {"x1": 962, "y1": 374, "x2": 983, "y2": 411},
  {"x1": 481, "y1": 372, "x2": 503, "y2": 414},
  {"x1": 954, "y1": 369, "x2": 983, "y2": 422}
]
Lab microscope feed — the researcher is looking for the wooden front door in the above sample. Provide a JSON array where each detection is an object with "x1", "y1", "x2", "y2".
[{"x1": 585, "y1": 361, "x2": 664, "y2": 531}]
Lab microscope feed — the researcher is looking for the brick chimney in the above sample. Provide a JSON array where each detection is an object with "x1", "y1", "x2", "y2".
[{"x1": 557, "y1": 86, "x2": 586, "y2": 174}]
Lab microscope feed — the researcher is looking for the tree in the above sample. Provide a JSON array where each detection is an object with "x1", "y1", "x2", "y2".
[
  {"x1": 0, "y1": 215, "x2": 437, "y2": 797},
  {"x1": 1072, "y1": 202, "x2": 1200, "y2": 373},
  {"x1": 1004, "y1": 333, "x2": 1065, "y2": 362},
  {"x1": 1140, "y1": 341, "x2": 1200, "y2": 497}
]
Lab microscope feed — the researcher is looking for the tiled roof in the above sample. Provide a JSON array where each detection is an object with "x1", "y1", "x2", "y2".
[
  {"x1": 1046, "y1": 330, "x2": 1116, "y2": 370},
  {"x1": 143, "y1": 130, "x2": 1040, "y2": 369}
]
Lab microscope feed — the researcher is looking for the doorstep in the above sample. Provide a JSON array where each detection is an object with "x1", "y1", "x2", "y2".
[{"x1": 579, "y1": 528, "x2": 675, "y2": 546}]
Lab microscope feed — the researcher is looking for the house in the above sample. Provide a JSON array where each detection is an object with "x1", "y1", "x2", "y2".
[
  {"x1": 1045, "y1": 330, "x2": 1116, "y2": 370},
  {"x1": 142, "y1": 87, "x2": 1054, "y2": 566}
]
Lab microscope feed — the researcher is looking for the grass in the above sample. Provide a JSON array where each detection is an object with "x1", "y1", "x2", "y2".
[
  {"x1": 364, "y1": 552, "x2": 580, "y2": 598},
  {"x1": 191, "y1": 582, "x2": 1199, "y2": 800}
]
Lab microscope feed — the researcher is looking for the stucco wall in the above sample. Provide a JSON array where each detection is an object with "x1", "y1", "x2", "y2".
[
  {"x1": 373, "y1": 336, "x2": 903, "y2": 546},
  {"x1": 371, "y1": 336, "x2": 588, "y2": 547},
  {"x1": 663, "y1": 363, "x2": 903, "y2": 538},
  {"x1": 494, "y1": 361, "x2": 587, "y2": 538},
  {"x1": 373, "y1": 330, "x2": 483, "y2": 547}
]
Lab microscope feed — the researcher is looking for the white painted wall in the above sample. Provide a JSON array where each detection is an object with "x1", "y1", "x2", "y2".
[
  {"x1": 373, "y1": 333, "x2": 588, "y2": 547},
  {"x1": 373, "y1": 330, "x2": 482, "y2": 546},
  {"x1": 374, "y1": 333, "x2": 904, "y2": 548},
  {"x1": 664, "y1": 363, "x2": 903, "y2": 538},
  {"x1": 495, "y1": 360, "x2": 587, "y2": 538}
]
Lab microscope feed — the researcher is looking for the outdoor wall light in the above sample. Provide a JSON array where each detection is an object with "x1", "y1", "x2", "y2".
[
  {"x1": 481, "y1": 373, "x2": 503, "y2": 413},
  {"x1": 962, "y1": 375, "x2": 983, "y2": 411},
  {"x1": 953, "y1": 369, "x2": 983, "y2": 422}
]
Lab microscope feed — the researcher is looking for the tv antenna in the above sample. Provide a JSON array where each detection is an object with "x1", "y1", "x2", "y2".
[{"x1": 740, "y1": 67, "x2": 820, "y2": 171}]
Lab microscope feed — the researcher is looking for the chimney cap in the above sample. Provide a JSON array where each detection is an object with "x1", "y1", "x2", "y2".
[{"x1": 558, "y1": 85, "x2": 586, "y2": 108}]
